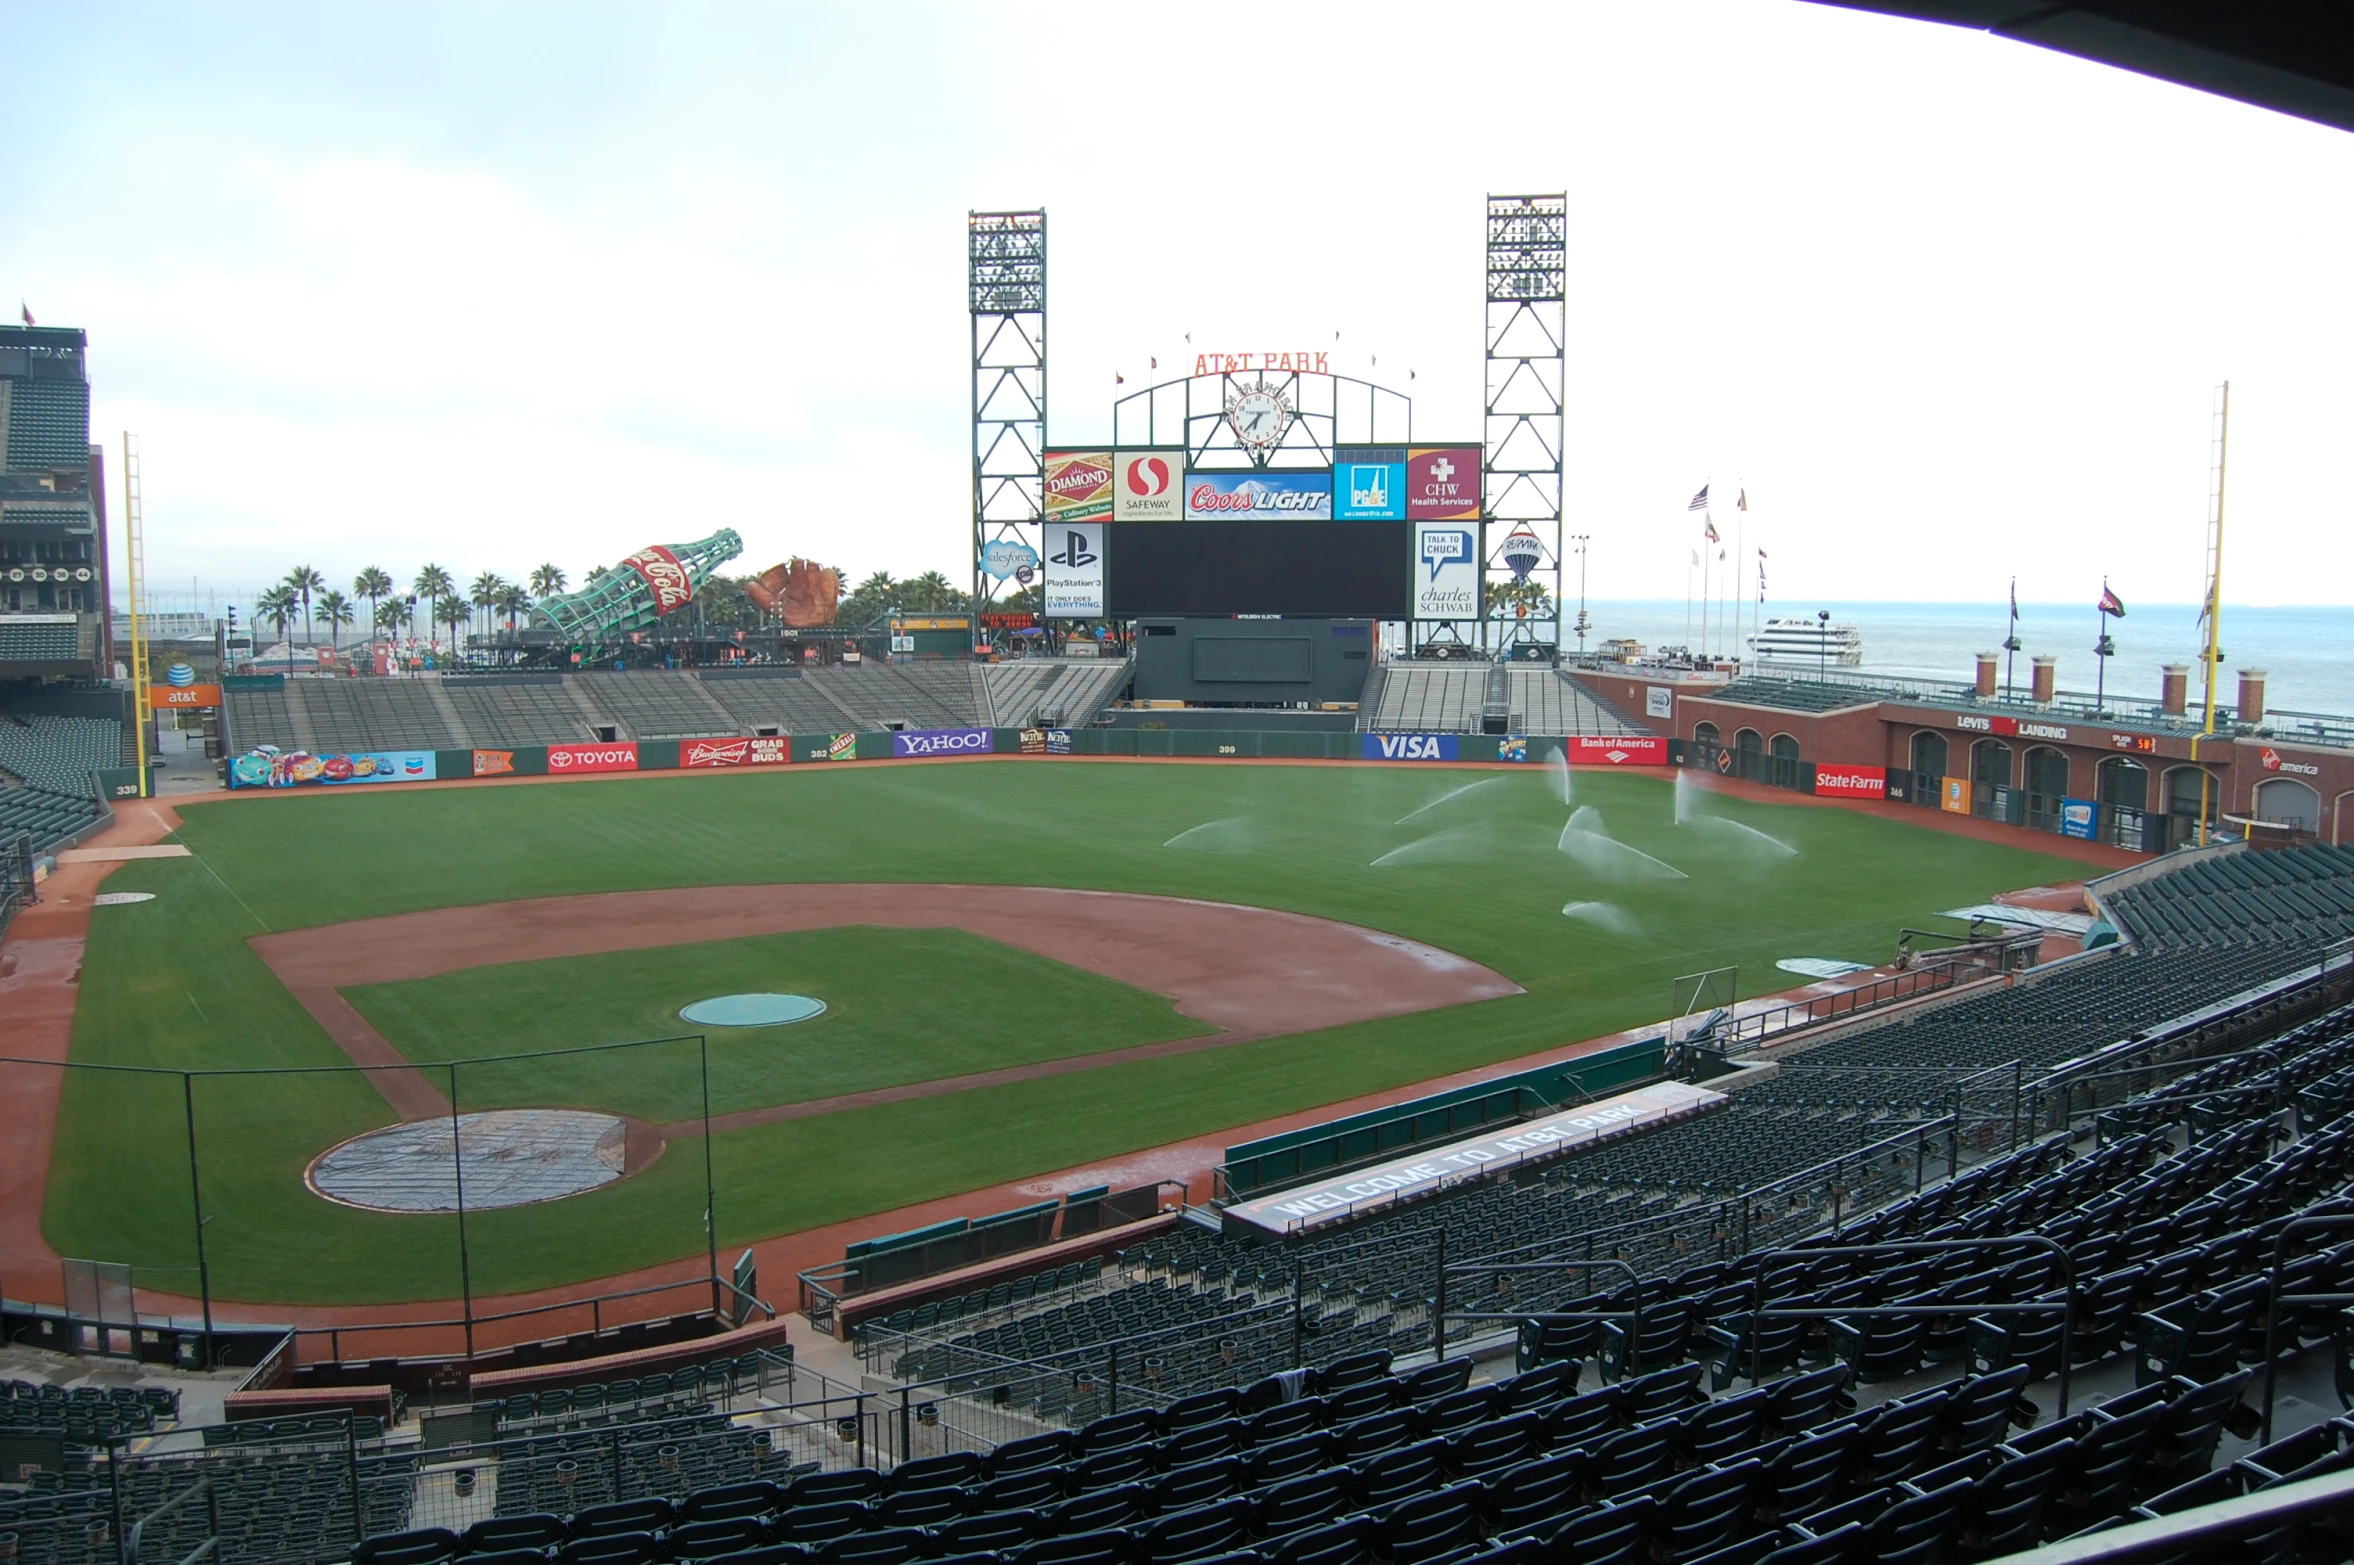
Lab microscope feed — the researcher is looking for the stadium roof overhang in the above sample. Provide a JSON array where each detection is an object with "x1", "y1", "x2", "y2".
[{"x1": 1809, "y1": 3, "x2": 2354, "y2": 135}]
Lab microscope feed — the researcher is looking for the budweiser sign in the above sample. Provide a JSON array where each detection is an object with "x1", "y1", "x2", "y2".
[
  {"x1": 621, "y1": 545, "x2": 695, "y2": 614},
  {"x1": 545, "y1": 742, "x2": 639, "y2": 774},
  {"x1": 683, "y1": 737, "x2": 788, "y2": 769}
]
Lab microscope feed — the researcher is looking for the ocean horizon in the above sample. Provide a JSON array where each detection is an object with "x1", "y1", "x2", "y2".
[{"x1": 1572, "y1": 600, "x2": 2354, "y2": 717}]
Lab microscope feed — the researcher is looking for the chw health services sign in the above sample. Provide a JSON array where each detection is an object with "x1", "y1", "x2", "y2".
[{"x1": 1225, "y1": 1081, "x2": 1725, "y2": 1235}]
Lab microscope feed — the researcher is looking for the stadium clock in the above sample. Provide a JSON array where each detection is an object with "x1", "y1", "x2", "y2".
[{"x1": 1224, "y1": 381, "x2": 1293, "y2": 456}]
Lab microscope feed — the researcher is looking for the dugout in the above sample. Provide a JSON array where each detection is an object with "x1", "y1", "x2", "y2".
[{"x1": 1131, "y1": 617, "x2": 1374, "y2": 707}]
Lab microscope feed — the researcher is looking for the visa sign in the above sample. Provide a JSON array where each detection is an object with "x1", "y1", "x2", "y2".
[{"x1": 1364, "y1": 733, "x2": 1460, "y2": 761}]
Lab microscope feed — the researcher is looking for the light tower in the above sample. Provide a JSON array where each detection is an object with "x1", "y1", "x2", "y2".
[
  {"x1": 1483, "y1": 194, "x2": 1566, "y2": 660},
  {"x1": 969, "y1": 211, "x2": 1047, "y2": 618}
]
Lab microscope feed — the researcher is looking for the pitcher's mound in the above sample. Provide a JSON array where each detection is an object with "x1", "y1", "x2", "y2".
[{"x1": 680, "y1": 993, "x2": 828, "y2": 1027}]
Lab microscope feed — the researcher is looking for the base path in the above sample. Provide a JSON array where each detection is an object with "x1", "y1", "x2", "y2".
[{"x1": 248, "y1": 886, "x2": 1525, "y2": 1126}]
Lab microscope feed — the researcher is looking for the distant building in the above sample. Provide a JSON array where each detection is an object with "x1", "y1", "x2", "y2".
[{"x1": 0, "y1": 324, "x2": 111, "y2": 678}]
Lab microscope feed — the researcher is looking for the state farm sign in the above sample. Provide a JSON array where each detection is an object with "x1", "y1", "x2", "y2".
[
  {"x1": 1814, "y1": 764, "x2": 1886, "y2": 800},
  {"x1": 682, "y1": 737, "x2": 788, "y2": 769},
  {"x1": 545, "y1": 742, "x2": 639, "y2": 774}
]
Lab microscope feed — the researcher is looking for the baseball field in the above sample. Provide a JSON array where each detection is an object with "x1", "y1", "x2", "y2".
[{"x1": 45, "y1": 758, "x2": 2092, "y2": 1305}]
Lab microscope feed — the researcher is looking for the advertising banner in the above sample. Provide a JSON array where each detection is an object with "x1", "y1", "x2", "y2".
[
  {"x1": 1412, "y1": 522, "x2": 1479, "y2": 620},
  {"x1": 1363, "y1": 733, "x2": 1460, "y2": 761},
  {"x1": 803, "y1": 733, "x2": 859, "y2": 762},
  {"x1": 1043, "y1": 521, "x2": 1104, "y2": 618},
  {"x1": 1225, "y1": 1081, "x2": 1725, "y2": 1234},
  {"x1": 2060, "y1": 798, "x2": 2099, "y2": 840},
  {"x1": 620, "y1": 546, "x2": 695, "y2": 614},
  {"x1": 1335, "y1": 448, "x2": 1406, "y2": 520},
  {"x1": 228, "y1": 748, "x2": 436, "y2": 789},
  {"x1": 1183, "y1": 470, "x2": 1333, "y2": 520},
  {"x1": 1814, "y1": 764, "x2": 1887, "y2": 800},
  {"x1": 1018, "y1": 728, "x2": 1074, "y2": 755},
  {"x1": 1112, "y1": 451, "x2": 1183, "y2": 521},
  {"x1": 1044, "y1": 451, "x2": 1113, "y2": 520},
  {"x1": 1941, "y1": 776, "x2": 1973, "y2": 814},
  {"x1": 546, "y1": 742, "x2": 639, "y2": 775},
  {"x1": 1645, "y1": 687, "x2": 1674, "y2": 720},
  {"x1": 1407, "y1": 447, "x2": 1481, "y2": 520},
  {"x1": 682, "y1": 737, "x2": 789, "y2": 769},
  {"x1": 892, "y1": 727, "x2": 992, "y2": 758},
  {"x1": 472, "y1": 749, "x2": 517, "y2": 777},
  {"x1": 1568, "y1": 736, "x2": 1670, "y2": 765},
  {"x1": 149, "y1": 683, "x2": 223, "y2": 711},
  {"x1": 979, "y1": 539, "x2": 1039, "y2": 581}
]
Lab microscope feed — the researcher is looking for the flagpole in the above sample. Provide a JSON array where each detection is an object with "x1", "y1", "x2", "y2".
[
  {"x1": 1734, "y1": 505, "x2": 1745, "y2": 671},
  {"x1": 1700, "y1": 519, "x2": 1711, "y2": 662}
]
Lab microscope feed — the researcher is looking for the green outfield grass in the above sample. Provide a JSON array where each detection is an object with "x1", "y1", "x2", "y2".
[
  {"x1": 51, "y1": 760, "x2": 2093, "y2": 1304},
  {"x1": 345, "y1": 927, "x2": 1214, "y2": 1123}
]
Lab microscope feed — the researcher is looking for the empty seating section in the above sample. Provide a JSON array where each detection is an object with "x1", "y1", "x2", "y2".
[
  {"x1": 810, "y1": 666, "x2": 981, "y2": 730},
  {"x1": 2107, "y1": 844, "x2": 2354, "y2": 951},
  {"x1": 0, "y1": 711, "x2": 116, "y2": 848},
  {"x1": 574, "y1": 672, "x2": 743, "y2": 739},
  {"x1": 1708, "y1": 677, "x2": 1898, "y2": 714},
  {"x1": 285, "y1": 678, "x2": 467, "y2": 752},
  {"x1": 983, "y1": 661, "x2": 1068, "y2": 726},
  {"x1": 1044, "y1": 658, "x2": 1130, "y2": 724},
  {"x1": 1367, "y1": 664, "x2": 1486, "y2": 732},
  {"x1": 0, "y1": 617, "x2": 79, "y2": 663},
  {"x1": 699, "y1": 675, "x2": 859, "y2": 735},
  {"x1": 444, "y1": 679, "x2": 594, "y2": 746},
  {"x1": 224, "y1": 682, "x2": 299, "y2": 750},
  {"x1": 1503, "y1": 669, "x2": 1644, "y2": 738},
  {"x1": 853, "y1": 1259, "x2": 1109, "y2": 1352}
]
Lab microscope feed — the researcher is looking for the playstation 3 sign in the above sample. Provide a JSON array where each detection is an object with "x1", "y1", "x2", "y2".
[
  {"x1": 1042, "y1": 521, "x2": 1104, "y2": 619},
  {"x1": 1363, "y1": 733, "x2": 1460, "y2": 761}
]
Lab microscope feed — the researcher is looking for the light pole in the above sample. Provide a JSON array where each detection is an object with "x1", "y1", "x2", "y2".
[
  {"x1": 1571, "y1": 535, "x2": 1591, "y2": 658},
  {"x1": 1817, "y1": 609, "x2": 1830, "y2": 682}
]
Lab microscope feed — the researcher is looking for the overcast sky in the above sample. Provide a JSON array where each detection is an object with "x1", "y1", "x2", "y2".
[{"x1": 6, "y1": 1, "x2": 2349, "y2": 613}]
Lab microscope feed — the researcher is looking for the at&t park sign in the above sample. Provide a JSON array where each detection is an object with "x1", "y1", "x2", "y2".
[{"x1": 1189, "y1": 351, "x2": 1332, "y2": 376}]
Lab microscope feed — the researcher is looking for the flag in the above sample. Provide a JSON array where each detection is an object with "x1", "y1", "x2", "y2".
[
  {"x1": 1149, "y1": 356, "x2": 1157, "y2": 371},
  {"x1": 1687, "y1": 484, "x2": 1709, "y2": 511},
  {"x1": 1703, "y1": 519, "x2": 1720, "y2": 543},
  {"x1": 1756, "y1": 548, "x2": 1767, "y2": 559},
  {"x1": 1737, "y1": 488, "x2": 1748, "y2": 511},
  {"x1": 17, "y1": 302, "x2": 30, "y2": 327},
  {"x1": 2098, "y1": 584, "x2": 2126, "y2": 618},
  {"x1": 1718, "y1": 548, "x2": 1726, "y2": 560},
  {"x1": 2009, "y1": 577, "x2": 2018, "y2": 621},
  {"x1": 1115, "y1": 372, "x2": 1125, "y2": 384},
  {"x1": 1691, "y1": 550, "x2": 1700, "y2": 567},
  {"x1": 2196, "y1": 579, "x2": 2216, "y2": 628}
]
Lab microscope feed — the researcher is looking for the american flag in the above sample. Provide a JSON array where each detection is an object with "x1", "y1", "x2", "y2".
[{"x1": 1687, "y1": 484, "x2": 1709, "y2": 511}]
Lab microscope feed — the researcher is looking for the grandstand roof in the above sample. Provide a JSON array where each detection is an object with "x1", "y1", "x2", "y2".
[{"x1": 1818, "y1": 2, "x2": 2354, "y2": 135}]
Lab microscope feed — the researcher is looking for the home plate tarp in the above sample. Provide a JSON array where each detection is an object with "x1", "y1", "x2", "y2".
[{"x1": 1225, "y1": 1080, "x2": 1726, "y2": 1235}]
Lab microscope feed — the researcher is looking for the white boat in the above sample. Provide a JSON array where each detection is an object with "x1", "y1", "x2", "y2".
[{"x1": 1748, "y1": 616, "x2": 1863, "y2": 667}]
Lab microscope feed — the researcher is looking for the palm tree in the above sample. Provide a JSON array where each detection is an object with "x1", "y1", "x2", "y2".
[
  {"x1": 256, "y1": 585, "x2": 297, "y2": 671},
  {"x1": 373, "y1": 595, "x2": 407, "y2": 647},
  {"x1": 412, "y1": 564, "x2": 454, "y2": 651},
  {"x1": 284, "y1": 564, "x2": 325, "y2": 646},
  {"x1": 904, "y1": 570, "x2": 959, "y2": 613},
  {"x1": 315, "y1": 589, "x2": 355, "y2": 656},
  {"x1": 496, "y1": 582, "x2": 532, "y2": 631},
  {"x1": 529, "y1": 563, "x2": 567, "y2": 598},
  {"x1": 439, "y1": 596, "x2": 471, "y2": 660},
  {"x1": 353, "y1": 566, "x2": 394, "y2": 640},
  {"x1": 468, "y1": 571, "x2": 504, "y2": 640}
]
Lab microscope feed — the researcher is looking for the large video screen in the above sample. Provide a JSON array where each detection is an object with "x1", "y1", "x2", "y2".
[{"x1": 1105, "y1": 521, "x2": 1411, "y2": 619}]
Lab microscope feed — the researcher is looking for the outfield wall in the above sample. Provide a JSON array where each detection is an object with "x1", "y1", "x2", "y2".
[{"x1": 226, "y1": 727, "x2": 1675, "y2": 787}]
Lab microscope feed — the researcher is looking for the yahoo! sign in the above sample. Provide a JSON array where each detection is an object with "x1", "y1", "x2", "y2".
[{"x1": 892, "y1": 727, "x2": 993, "y2": 758}]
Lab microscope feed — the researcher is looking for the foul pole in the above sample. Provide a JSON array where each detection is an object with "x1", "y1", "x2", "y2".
[
  {"x1": 2195, "y1": 381, "x2": 2228, "y2": 846},
  {"x1": 122, "y1": 433, "x2": 152, "y2": 797}
]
